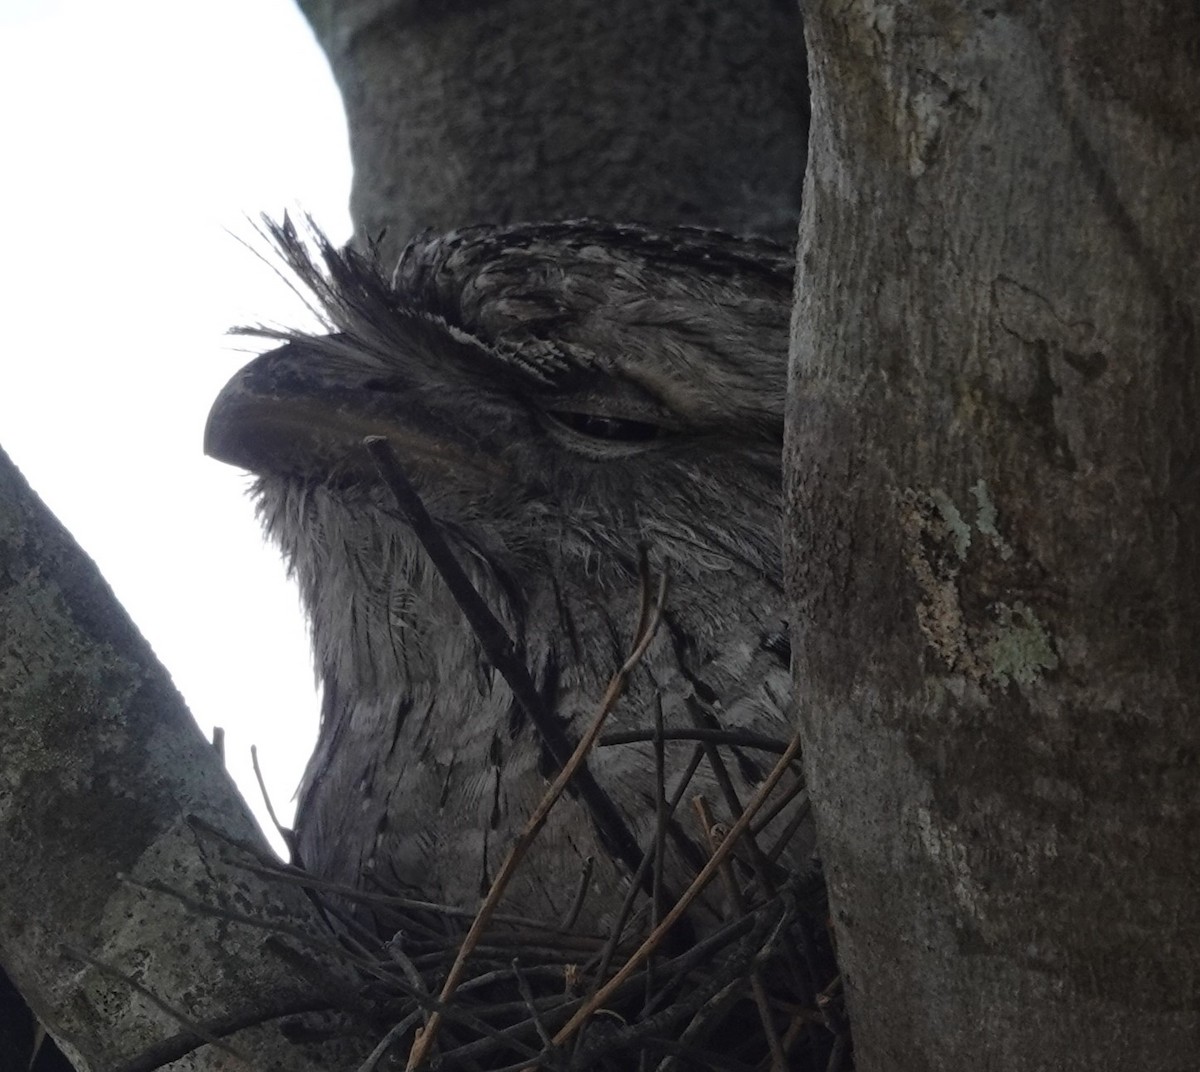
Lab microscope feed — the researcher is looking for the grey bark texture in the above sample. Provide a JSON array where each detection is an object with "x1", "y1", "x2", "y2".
[
  {"x1": 297, "y1": 0, "x2": 808, "y2": 259},
  {"x1": 0, "y1": 447, "x2": 370, "y2": 1071},
  {"x1": 787, "y1": 3, "x2": 1200, "y2": 1069}
]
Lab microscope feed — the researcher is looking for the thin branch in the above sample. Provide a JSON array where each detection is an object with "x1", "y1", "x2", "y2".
[
  {"x1": 355, "y1": 1011, "x2": 425, "y2": 1072},
  {"x1": 250, "y1": 744, "x2": 298, "y2": 859},
  {"x1": 365, "y1": 436, "x2": 648, "y2": 884},
  {"x1": 749, "y1": 775, "x2": 809, "y2": 837},
  {"x1": 589, "y1": 745, "x2": 705, "y2": 987},
  {"x1": 116, "y1": 874, "x2": 386, "y2": 997},
  {"x1": 692, "y1": 797, "x2": 786, "y2": 1071},
  {"x1": 567, "y1": 901, "x2": 791, "y2": 1070},
  {"x1": 558, "y1": 856, "x2": 595, "y2": 933},
  {"x1": 684, "y1": 699, "x2": 782, "y2": 899},
  {"x1": 825, "y1": 1030, "x2": 850, "y2": 1072},
  {"x1": 683, "y1": 709, "x2": 813, "y2": 1001},
  {"x1": 229, "y1": 858, "x2": 597, "y2": 941},
  {"x1": 512, "y1": 960, "x2": 554, "y2": 1051},
  {"x1": 649, "y1": 696, "x2": 668, "y2": 998},
  {"x1": 184, "y1": 814, "x2": 294, "y2": 870},
  {"x1": 403, "y1": 562, "x2": 669, "y2": 1070},
  {"x1": 653, "y1": 977, "x2": 744, "y2": 1072},
  {"x1": 385, "y1": 936, "x2": 433, "y2": 1003},
  {"x1": 546, "y1": 730, "x2": 805, "y2": 1051},
  {"x1": 766, "y1": 797, "x2": 815, "y2": 865},
  {"x1": 65, "y1": 949, "x2": 256, "y2": 1070},
  {"x1": 598, "y1": 728, "x2": 789, "y2": 753}
]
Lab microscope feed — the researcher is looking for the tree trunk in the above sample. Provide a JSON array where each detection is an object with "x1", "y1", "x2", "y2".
[
  {"x1": 0, "y1": 448, "x2": 370, "y2": 1071},
  {"x1": 787, "y1": 3, "x2": 1200, "y2": 1068},
  {"x1": 298, "y1": 0, "x2": 808, "y2": 257}
]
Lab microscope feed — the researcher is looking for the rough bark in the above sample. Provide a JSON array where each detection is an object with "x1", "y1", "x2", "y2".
[
  {"x1": 787, "y1": 3, "x2": 1200, "y2": 1068},
  {"x1": 297, "y1": 0, "x2": 808, "y2": 258},
  {"x1": 0, "y1": 447, "x2": 371, "y2": 1071}
]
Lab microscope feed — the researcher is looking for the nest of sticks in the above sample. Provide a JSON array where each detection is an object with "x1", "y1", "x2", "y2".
[
  {"x1": 295, "y1": 816, "x2": 845, "y2": 1072},
  {"x1": 233, "y1": 439, "x2": 850, "y2": 1072}
]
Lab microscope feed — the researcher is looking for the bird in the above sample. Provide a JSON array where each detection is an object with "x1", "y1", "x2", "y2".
[{"x1": 204, "y1": 218, "x2": 806, "y2": 940}]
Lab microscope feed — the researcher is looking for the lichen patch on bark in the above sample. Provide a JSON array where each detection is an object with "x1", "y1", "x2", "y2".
[
  {"x1": 980, "y1": 600, "x2": 1059, "y2": 686},
  {"x1": 898, "y1": 481, "x2": 1058, "y2": 688},
  {"x1": 898, "y1": 487, "x2": 982, "y2": 678},
  {"x1": 969, "y1": 478, "x2": 1014, "y2": 561}
]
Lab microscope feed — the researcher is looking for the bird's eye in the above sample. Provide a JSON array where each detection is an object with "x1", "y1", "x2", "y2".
[{"x1": 547, "y1": 411, "x2": 661, "y2": 442}]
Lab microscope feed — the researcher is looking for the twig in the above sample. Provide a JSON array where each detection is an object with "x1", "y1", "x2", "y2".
[
  {"x1": 363, "y1": 438, "x2": 541, "y2": 721},
  {"x1": 684, "y1": 716, "x2": 814, "y2": 1002},
  {"x1": 440, "y1": 944, "x2": 600, "y2": 964},
  {"x1": 692, "y1": 797, "x2": 786, "y2": 1072},
  {"x1": 649, "y1": 697, "x2": 668, "y2": 997},
  {"x1": 116, "y1": 874, "x2": 391, "y2": 996},
  {"x1": 355, "y1": 1012, "x2": 425, "y2": 1072},
  {"x1": 598, "y1": 728, "x2": 789, "y2": 753},
  {"x1": 653, "y1": 977, "x2": 744, "y2": 1072},
  {"x1": 315, "y1": 886, "x2": 449, "y2": 945},
  {"x1": 512, "y1": 961, "x2": 554, "y2": 1051},
  {"x1": 250, "y1": 744, "x2": 298, "y2": 859},
  {"x1": 230, "y1": 858, "x2": 595, "y2": 940},
  {"x1": 766, "y1": 796, "x2": 815, "y2": 864},
  {"x1": 817, "y1": 974, "x2": 846, "y2": 1035},
  {"x1": 403, "y1": 565, "x2": 669, "y2": 1070},
  {"x1": 456, "y1": 966, "x2": 576, "y2": 995},
  {"x1": 777, "y1": 1002, "x2": 824, "y2": 1058},
  {"x1": 365, "y1": 436, "x2": 648, "y2": 885},
  {"x1": 386, "y1": 936, "x2": 433, "y2": 1005},
  {"x1": 636, "y1": 900, "x2": 776, "y2": 1020},
  {"x1": 566, "y1": 902, "x2": 790, "y2": 1070},
  {"x1": 632, "y1": 546, "x2": 656, "y2": 653},
  {"x1": 435, "y1": 904, "x2": 778, "y2": 1072},
  {"x1": 749, "y1": 775, "x2": 808, "y2": 837},
  {"x1": 558, "y1": 856, "x2": 595, "y2": 933},
  {"x1": 544, "y1": 730, "x2": 805, "y2": 1051},
  {"x1": 825, "y1": 1030, "x2": 850, "y2": 1072},
  {"x1": 564, "y1": 738, "x2": 702, "y2": 1070},
  {"x1": 66, "y1": 949, "x2": 256, "y2": 1070},
  {"x1": 417, "y1": 996, "x2": 584, "y2": 1070},
  {"x1": 589, "y1": 745, "x2": 705, "y2": 987},
  {"x1": 685, "y1": 700, "x2": 780, "y2": 901},
  {"x1": 184, "y1": 814, "x2": 296, "y2": 870}
]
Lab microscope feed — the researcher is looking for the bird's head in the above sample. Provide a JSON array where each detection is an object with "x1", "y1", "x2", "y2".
[{"x1": 205, "y1": 219, "x2": 793, "y2": 698}]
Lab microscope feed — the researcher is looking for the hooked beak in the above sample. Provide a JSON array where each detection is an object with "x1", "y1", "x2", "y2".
[{"x1": 204, "y1": 340, "x2": 508, "y2": 485}]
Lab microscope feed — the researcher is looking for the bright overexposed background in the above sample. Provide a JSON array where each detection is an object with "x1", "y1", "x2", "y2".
[{"x1": 0, "y1": 0, "x2": 353, "y2": 849}]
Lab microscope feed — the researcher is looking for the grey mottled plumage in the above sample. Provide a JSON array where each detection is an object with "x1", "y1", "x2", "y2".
[{"x1": 205, "y1": 219, "x2": 805, "y2": 935}]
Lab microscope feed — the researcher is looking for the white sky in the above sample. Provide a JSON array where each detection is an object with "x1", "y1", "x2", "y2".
[{"x1": 0, "y1": 0, "x2": 354, "y2": 850}]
